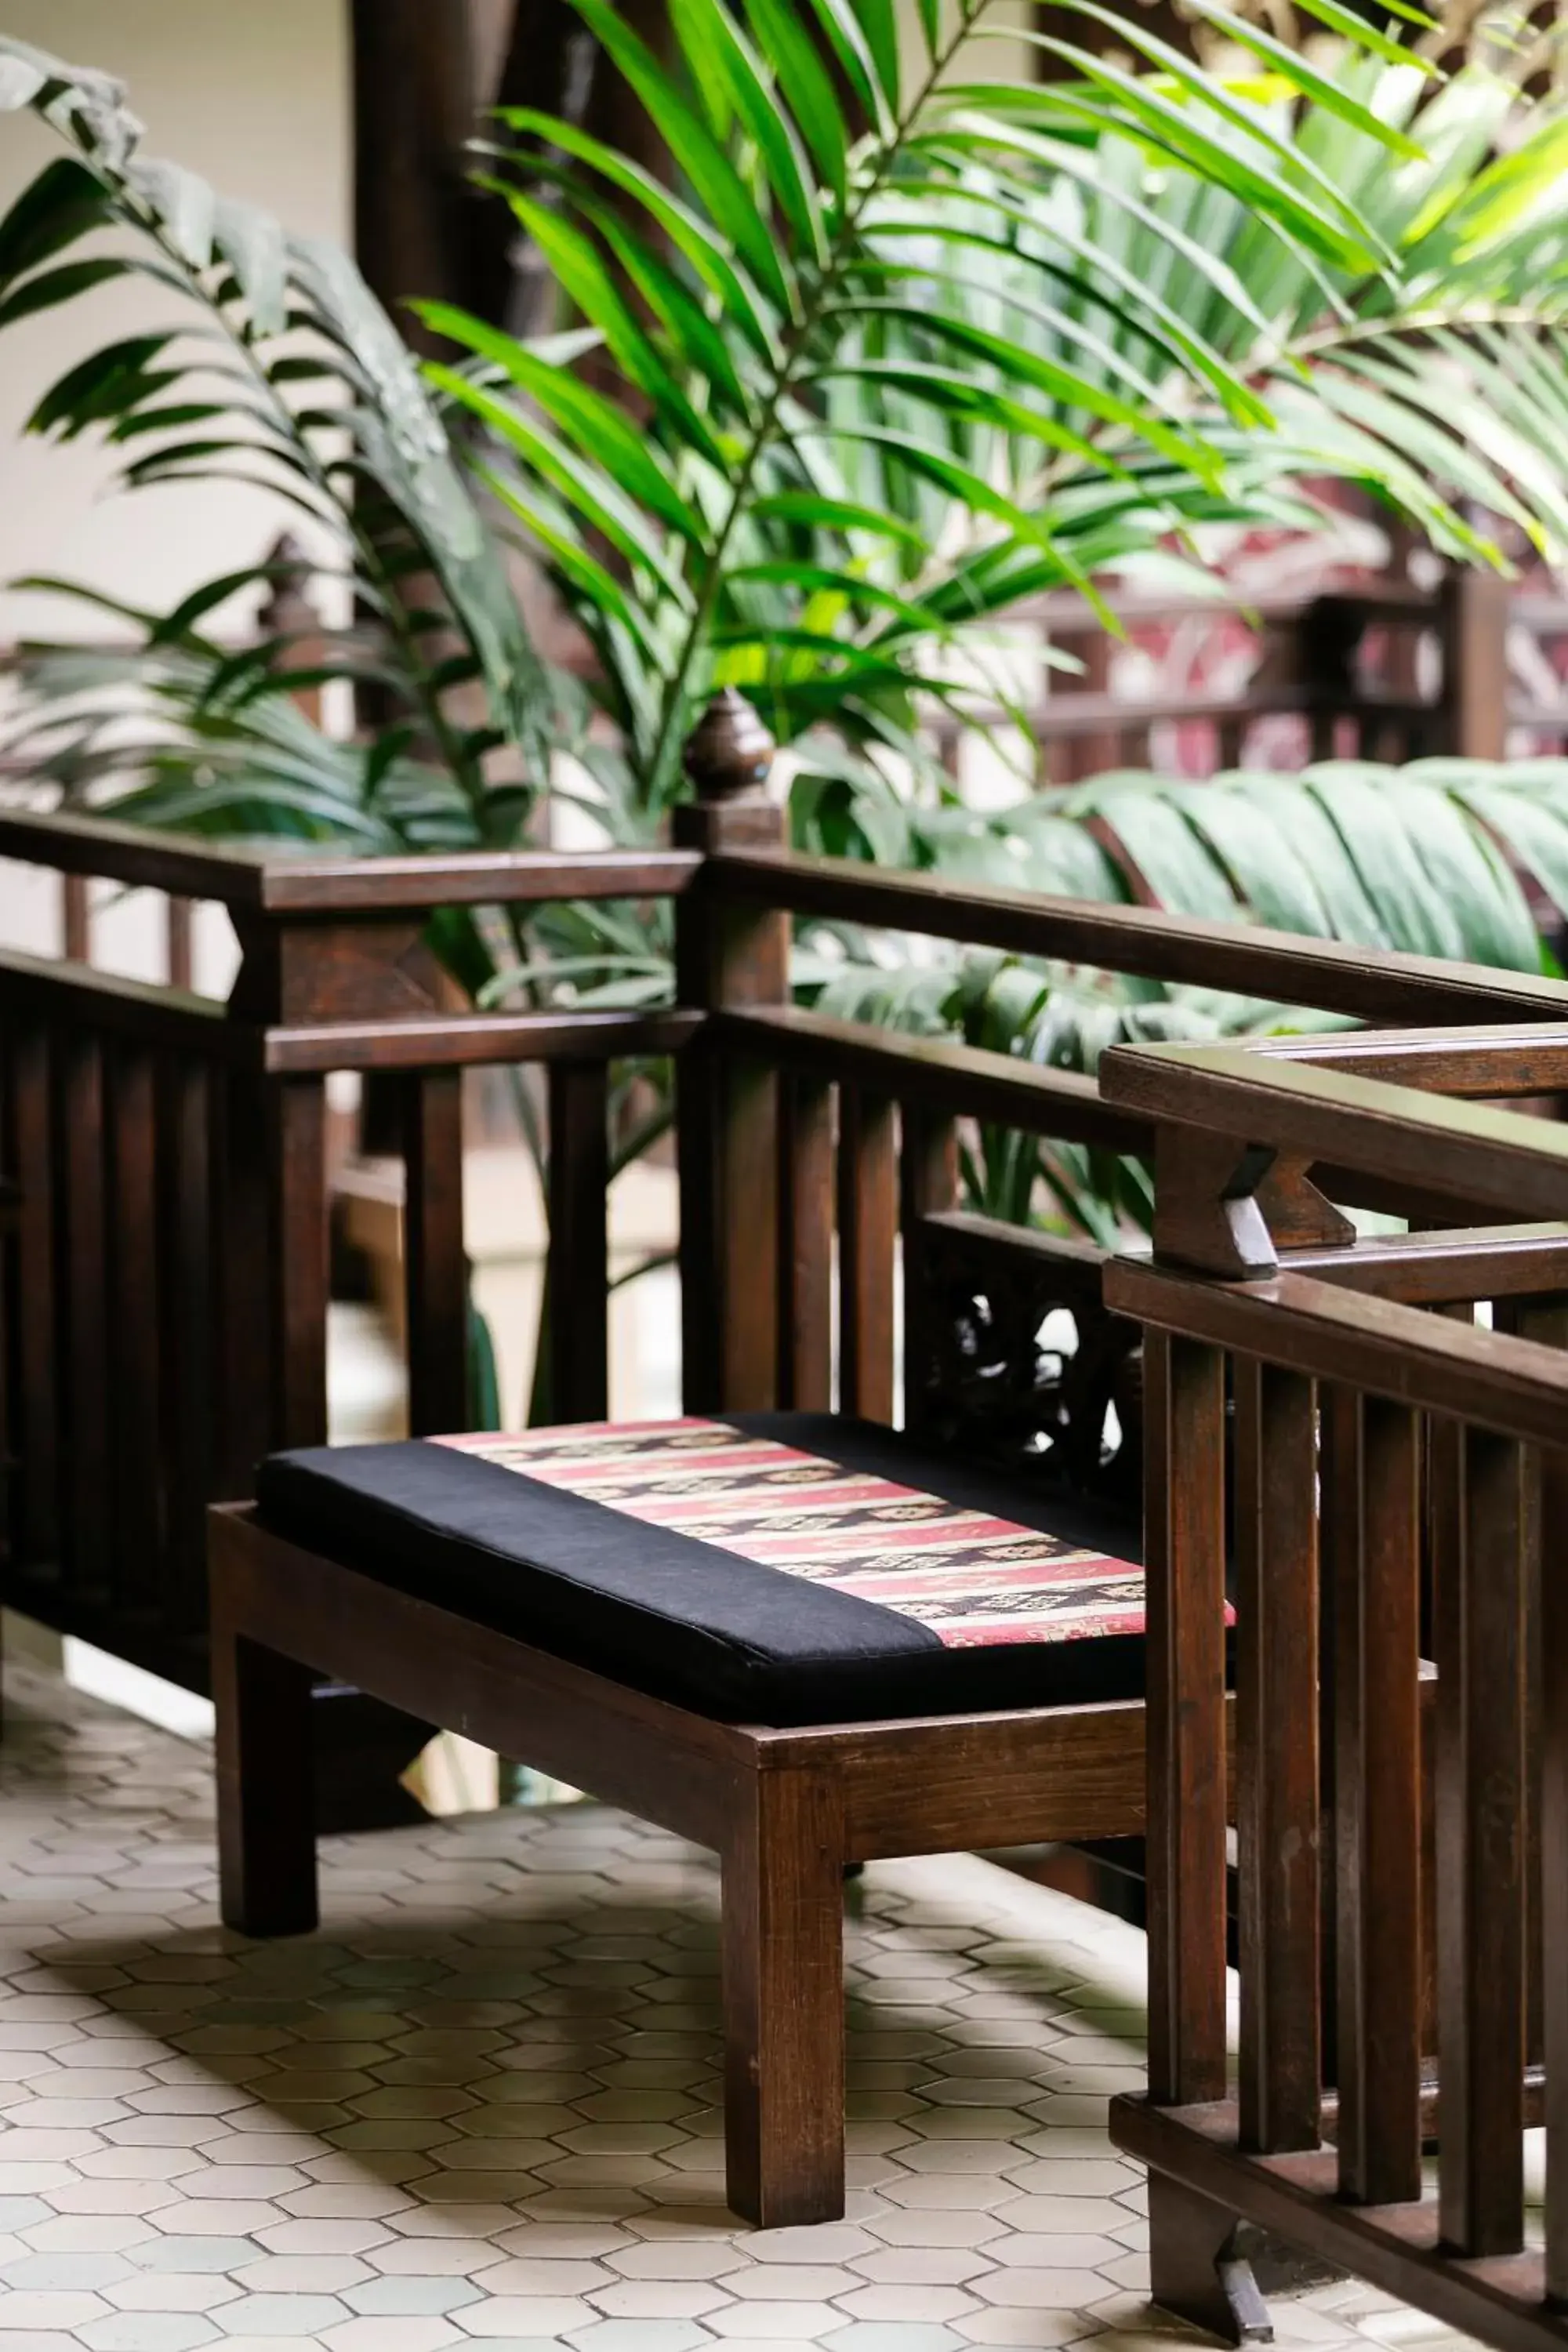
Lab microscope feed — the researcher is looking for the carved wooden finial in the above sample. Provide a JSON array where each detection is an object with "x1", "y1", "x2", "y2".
[{"x1": 683, "y1": 688, "x2": 775, "y2": 802}]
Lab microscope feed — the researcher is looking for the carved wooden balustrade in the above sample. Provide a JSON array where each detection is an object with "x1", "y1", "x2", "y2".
[
  {"x1": 931, "y1": 568, "x2": 1515, "y2": 782},
  {"x1": 0, "y1": 805, "x2": 698, "y2": 1820},
  {"x1": 7, "y1": 698, "x2": 1568, "y2": 1827},
  {"x1": 680, "y1": 710, "x2": 1568, "y2": 1478},
  {"x1": 1098, "y1": 1026, "x2": 1568, "y2": 2352}
]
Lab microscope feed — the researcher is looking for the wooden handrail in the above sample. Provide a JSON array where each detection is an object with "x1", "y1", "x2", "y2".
[
  {"x1": 0, "y1": 809, "x2": 275, "y2": 906},
  {"x1": 717, "y1": 1005, "x2": 1151, "y2": 1151},
  {"x1": 265, "y1": 1005, "x2": 701, "y2": 1074},
  {"x1": 1109, "y1": 1255, "x2": 1568, "y2": 1468},
  {"x1": 257, "y1": 848, "x2": 701, "y2": 913},
  {"x1": 927, "y1": 686, "x2": 1434, "y2": 742},
  {"x1": 1017, "y1": 584, "x2": 1437, "y2": 629},
  {"x1": 0, "y1": 946, "x2": 236, "y2": 1049},
  {"x1": 0, "y1": 807, "x2": 702, "y2": 913},
  {"x1": 1210, "y1": 1021, "x2": 1568, "y2": 1094},
  {"x1": 711, "y1": 850, "x2": 1568, "y2": 1025},
  {"x1": 1101, "y1": 1037, "x2": 1568, "y2": 1221},
  {"x1": 922, "y1": 1206, "x2": 1568, "y2": 1305}
]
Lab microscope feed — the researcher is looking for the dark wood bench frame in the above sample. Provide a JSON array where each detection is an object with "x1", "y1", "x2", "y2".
[{"x1": 211, "y1": 1502, "x2": 1162, "y2": 2227}]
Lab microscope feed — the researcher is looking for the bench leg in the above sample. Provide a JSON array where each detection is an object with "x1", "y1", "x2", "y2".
[
  {"x1": 213, "y1": 1622, "x2": 319, "y2": 1940},
  {"x1": 722, "y1": 1766, "x2": 845, "y2": 2228}
]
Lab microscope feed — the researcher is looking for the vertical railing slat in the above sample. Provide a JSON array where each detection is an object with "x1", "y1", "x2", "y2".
[
  {"x1": 1334, "y1": 1393, "x2": 1422, "y2": 2205},
  {"x1": 546, "y1": 1061, "x2": 609, "y2": 1426},
  {"x1": 898, "y1": 1106, "x2": 957, "y2": 1444},
  {"x1": 107, "y1": 1045, "x2": 163, "y2": 1610},
  {"x1": 1145, "y1": 1330, "x2": 1229, "y2": 2108},
  {"x1": 1435, "y1": 1423, "x2": 1526, "y2": 2256},
  {"x1": 1494, "y1": 1294, "x2": 1563, "y2": 2085},
  {"x1": 778, "y1": 1073, "x2": 833, "y2": 1414},
  {"x1": 403, "y1": 1069, "x2": 468, "y2": 1436},
  {"x1": 272, "y1": 1076, "x2": 329, "y2": 1449},
  {"x1": 161, "y1": 1053, "x2": 214, "y2": 1630},
  {"x1": 61, "y1": 873, "x2": 89, "y2": 963},
  {"x1": 1541, "y1": 1434, "x2": 1568, "y2": 2300},
  {"x1": 215, "y1": 1061, "x2": 276, "y2": 1495},
  {"x1": 60, "y1": 1029, "x2": 110, "y2": 1594},
  {"x1": 1236, "y1": 1359, "x2": 1321, "y2": 2154},
  {"x1": 836, "y1": 1088, "x2": 896, "y2": 1426},
  {"x1": 12, "y1": 1021, "x2": 59, "y2": 1570},
  {"x1": 165, "y1": 897, "x2": 194, "y2": 991}
]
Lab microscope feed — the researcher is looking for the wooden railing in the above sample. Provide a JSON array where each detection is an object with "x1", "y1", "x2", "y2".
[
  {"x1": 931, "y1": 571, "x2": 1514, "y2": 780},
  {"x1": 1098, "y1": 1028, "x2": 1568, "y2": 2352},
  {"x1": 0, "y1": 815, "x2": 698, "y2": 1823},
  {"x1": 669, "y1": 699, "x2": 1568, "y2": 1499},
  {"x1": 9, "y1": 693, "x2": 1568, "y2": 1814}
]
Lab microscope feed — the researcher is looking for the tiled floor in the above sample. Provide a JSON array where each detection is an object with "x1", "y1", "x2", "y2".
[{"x1": 0, "y1": 1660, "x2": 1472, "y2": 2352}]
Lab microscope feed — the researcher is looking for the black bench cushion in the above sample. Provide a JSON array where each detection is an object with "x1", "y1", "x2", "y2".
[{"x1": 256, "y1": 1413, "x2": 1154, "y2": 1727}]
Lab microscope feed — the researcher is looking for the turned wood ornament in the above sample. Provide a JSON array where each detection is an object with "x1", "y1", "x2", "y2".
[{"x1": 684, "y1": 688, "x2": 776, "y2": 801}]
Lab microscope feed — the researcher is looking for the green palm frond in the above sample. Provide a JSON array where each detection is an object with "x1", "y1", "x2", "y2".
[
  {"x1": 425, "y1": 0, "x2": 1541, "y2": 802},
  {"x1": 11, "y1": 11, "x2": 1568, "y2": 1259},
  {"x1": 815, "y1": 755, "x2": 1568, "y2": 1232}
]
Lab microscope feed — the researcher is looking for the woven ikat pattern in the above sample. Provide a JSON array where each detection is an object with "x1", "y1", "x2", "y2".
[{"x1": 433, "y1": 1421, "x2": 1145, "y2": 1649}]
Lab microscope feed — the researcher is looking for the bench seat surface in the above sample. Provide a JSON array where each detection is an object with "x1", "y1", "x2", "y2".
[{"x1": 256, "y1": 1414, "x2": 1147, "y2": 1726}]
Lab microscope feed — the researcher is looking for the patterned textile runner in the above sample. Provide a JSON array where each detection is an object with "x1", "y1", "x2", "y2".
[{"x1": 433, "y1": 1420, "x2": 1148, "y2": 1650}]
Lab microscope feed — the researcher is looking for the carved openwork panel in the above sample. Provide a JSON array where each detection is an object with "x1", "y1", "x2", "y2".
[{"x1": 911, "y1": 1216, "x2": 1141, "y2": 1509}]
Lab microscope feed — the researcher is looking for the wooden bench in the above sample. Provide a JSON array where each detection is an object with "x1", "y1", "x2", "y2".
[
  {"x1": 210, "y1": 1415, "x2": 1157, "y2": 2229},
  {"x1": 1102, "y1": 1025, "x2": 1568, "y2": 2350},
  {"x1": 200, "y1": 699, "x2": 1568, "y2": 2233}
]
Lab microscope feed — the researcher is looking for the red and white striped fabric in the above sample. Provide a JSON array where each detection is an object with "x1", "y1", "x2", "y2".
[{"x1": 434, "y1": 1419, "x2": 1146, "y2": 1649}]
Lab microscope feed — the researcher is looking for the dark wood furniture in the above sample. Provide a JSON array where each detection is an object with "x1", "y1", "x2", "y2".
[
  {"x1": 1101, "y1": 1025, "x2": 1568, "y2": 2351},
  {"x1": 209, "y1": 1485, "x2": 1163, "y2": 2230},
  {"x1": 176, "y1": 701, "x2": 1568, "y2": 2234},
  {"x1": 0, "y1": 815, "x2": 699, "y2": 1824}
]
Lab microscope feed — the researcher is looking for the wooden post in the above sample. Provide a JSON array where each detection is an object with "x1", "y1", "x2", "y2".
[
  {"x1": 1439, "y1": 568, "x2": 1508, "y2": 760},
  {"x1": 224, "y1": 916, "x2": 429, "y2": 1833},
  {"x1": 1143, "y1": 1123, "x2": 1253, "y2": 2344},
  {"x1": 722, "y1": 1762, "x2": 847, "y2": 2226},
  {"x1": 259, "y1": 535, "x2": 328, "y2": 730},
  {"x1": 674, "y1": 691, "x2": 788, "y2": 1415}
]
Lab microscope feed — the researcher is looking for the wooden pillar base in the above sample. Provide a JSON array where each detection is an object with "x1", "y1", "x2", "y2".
[{"x1": 1149, "y1": 2172, "x2": 1274, "y2": 2346}]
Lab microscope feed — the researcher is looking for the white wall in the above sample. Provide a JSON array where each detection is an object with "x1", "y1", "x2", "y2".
[
  {"x1": 0, "y1": 2, "x2": 350, "y2": 971},
  {"x1": 0, "y1": 0, "x2": 350, "y2": 641}
]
